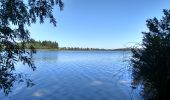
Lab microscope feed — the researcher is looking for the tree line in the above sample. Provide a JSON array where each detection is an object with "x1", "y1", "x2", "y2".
[
  {"x1": 25, "y1": 39, "x2": 59, "y2": 49},
  {"x1": 25, "y1": 39, "x2": 130, "y2": 51},
  {"x1": 59, "y1": 47, "x2": 115, "y2": 51}
]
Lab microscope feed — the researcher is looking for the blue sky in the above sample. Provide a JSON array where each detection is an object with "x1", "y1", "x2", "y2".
[{"x1": 29, "y1": 0, "x2": 170, "y2": 49}]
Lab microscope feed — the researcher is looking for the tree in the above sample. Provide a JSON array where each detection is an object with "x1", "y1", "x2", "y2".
[
  {"x1": 131, "y1": 9, "x2": 170, "y2": 100},
  {"x1": 0, "y1": 0, "x2": 63, "y2": 95},
  {"x1": 26, "y1": 40, "x2": 59, "y2": 49}
]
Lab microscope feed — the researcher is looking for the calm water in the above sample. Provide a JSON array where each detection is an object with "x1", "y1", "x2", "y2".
[{"x1": 0, "y1": 51, "x2": 140, "y2": 100}]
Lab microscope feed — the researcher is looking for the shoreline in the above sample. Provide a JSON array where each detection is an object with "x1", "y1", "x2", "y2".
[{"x1": 27, "y1": 49, "x2": 131, "y2": 51}]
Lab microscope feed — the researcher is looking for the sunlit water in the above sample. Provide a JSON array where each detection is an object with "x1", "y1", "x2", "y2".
[{"x1": 0, "y1": 51, "x2": 141, "y2": 100}]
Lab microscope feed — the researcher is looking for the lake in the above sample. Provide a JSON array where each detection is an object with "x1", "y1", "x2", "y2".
[{"x1": 0, "y1": 51, "x2": 141, "y2": 100}]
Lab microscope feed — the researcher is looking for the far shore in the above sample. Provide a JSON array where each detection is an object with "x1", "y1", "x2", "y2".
[{"x1": 27, "y1": 48, "x2": 131, "y2": 51}]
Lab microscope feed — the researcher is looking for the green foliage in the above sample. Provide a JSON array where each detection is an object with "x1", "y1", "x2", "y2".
[
  {"x1": 131, "y1": 9, "x2": 170, "y2": 100},
  {"x1": 26, "y1": 39, "x2": 59, "y2": 49},
  {"x1": 59, "y1": 47, "x2": 114, "y2": 51},
  {"x1": 0, "y1": 0, "x2": 63, "y2": 95},
  {"x1": 60, "y1": 47, "x2": 103, "y2": 50}
]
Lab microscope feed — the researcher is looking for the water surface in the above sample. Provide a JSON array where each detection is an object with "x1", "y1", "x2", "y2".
[{"x1": 0, "y1": 51, "x2": 140, "y2": 100}]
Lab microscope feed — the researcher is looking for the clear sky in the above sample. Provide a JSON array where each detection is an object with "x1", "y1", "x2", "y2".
[{"x1": 29, "y1": 0, "x2": 170, "y2": 49}]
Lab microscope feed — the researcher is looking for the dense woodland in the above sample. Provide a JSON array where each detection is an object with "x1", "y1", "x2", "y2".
[
  {"x1": 25, "y1": 39, "x2": 130, "y2": 51},
  {"x1": 59, "y1": 47, "x2": 115, "y2": 51},
  {"x1": 26, "y1": 39, "x2": 59, "y2": 49}
]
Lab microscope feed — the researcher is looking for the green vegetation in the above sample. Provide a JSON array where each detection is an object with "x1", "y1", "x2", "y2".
[
  {"x1": 59, "y1": 47, "x2": 131, "y2": 51},
  {"x1": 25, "y1": 39, "x2": 59, "y2": 49},
  {"x1": 24, "y1": 39, "x2": 131, "y2": 51},
  {"x1": 131, "y1": 9, "x2": 170, "y2": 100},
  {"x1": 59, "y1": 47, "x2": 113, "y2": 51},
  {"x1": 0, "y1": 0, "x2": 63, "y2": 95}
]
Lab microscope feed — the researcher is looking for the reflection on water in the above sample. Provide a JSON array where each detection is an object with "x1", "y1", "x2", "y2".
[{"x1": 0, "y1": 51, "x2": 141, "y2": 100}]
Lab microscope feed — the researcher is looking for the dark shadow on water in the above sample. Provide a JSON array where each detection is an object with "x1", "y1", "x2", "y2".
[
  {"x1": 0, "y1": 71, "x2": 35, "y2": 96},
  {"x1": 0, "y1": 51, "x2": 59, "y2": 96}
]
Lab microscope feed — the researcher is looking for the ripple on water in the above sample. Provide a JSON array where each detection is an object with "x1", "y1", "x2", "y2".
[{"x1": 1, "y1": 51, "x2": 141, "y2": 100}]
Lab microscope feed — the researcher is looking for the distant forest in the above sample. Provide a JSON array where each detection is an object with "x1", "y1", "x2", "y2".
[
  {"x1": 60, "y1": 47, "x2": 110, "y2": 51},
  {"x1": 25, "y1": 39, "x2": 130, "y2": 51},
  {"x1": 25, "y1": 39, "x2": 59, "y2": 49}
]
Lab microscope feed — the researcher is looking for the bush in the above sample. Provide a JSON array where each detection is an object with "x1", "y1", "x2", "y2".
[{"x1": 131, "y1": 9, "x2": 170, "y2": 100}]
